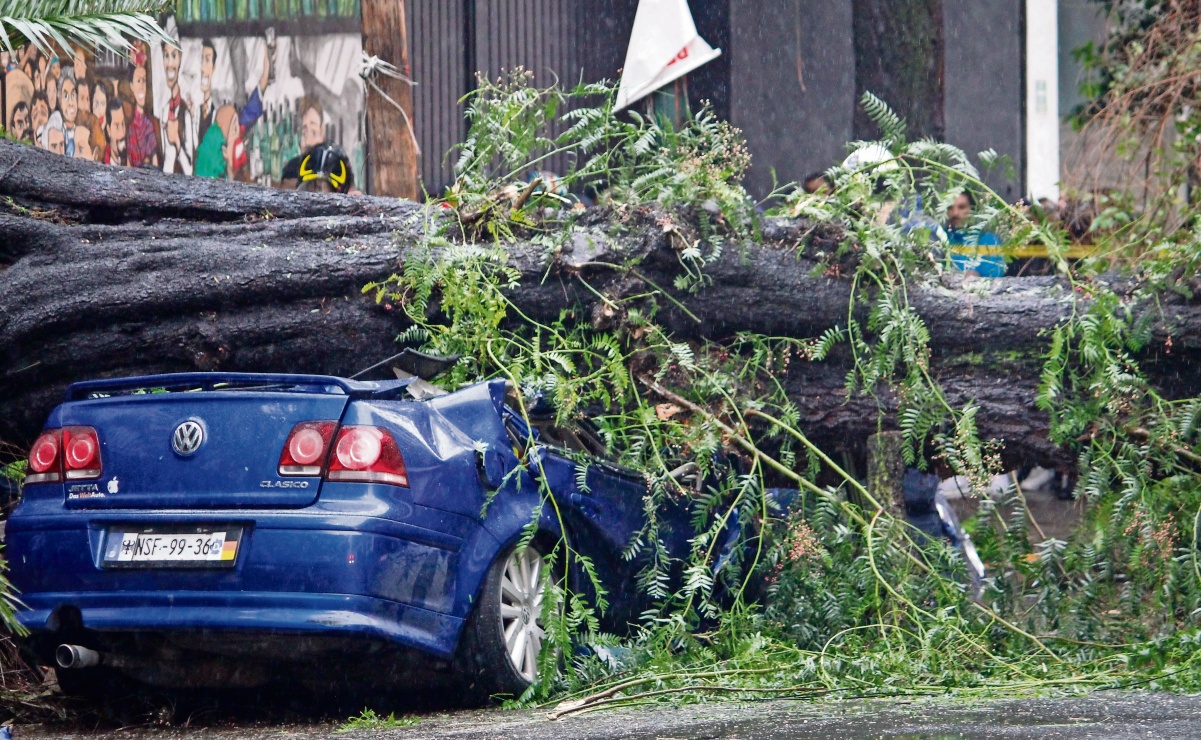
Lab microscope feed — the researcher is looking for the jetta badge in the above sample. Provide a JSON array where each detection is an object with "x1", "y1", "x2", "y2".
[{"x1": 172, "y1": 420, "x2": 205, "y2": 456}]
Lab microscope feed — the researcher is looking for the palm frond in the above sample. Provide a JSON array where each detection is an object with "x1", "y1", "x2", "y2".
[{"x1": 0, "y1": 0, "x2": 172, "y2": 58}]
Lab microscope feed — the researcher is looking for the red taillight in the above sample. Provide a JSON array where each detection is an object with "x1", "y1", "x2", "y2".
[
  {"x1": 279, "y1": 421, "x2": 337, "y2": 476},
  {"x1": 27, "y1": 430, "x2": 62, "y2": 483},
  {"x1": 327, "y1": 426, "x2": 408, "y2": 487},
  {"x1": 62, "y1": 426, "x2": 102, "y2": 480},
  {"x1": 336, "y1": 427, "x2": 382, "y2": 469}
]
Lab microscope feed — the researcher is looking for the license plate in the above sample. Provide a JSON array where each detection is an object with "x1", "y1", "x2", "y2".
[{"x1": 103, "y1": 525, "x2": 243, "y2": 568}]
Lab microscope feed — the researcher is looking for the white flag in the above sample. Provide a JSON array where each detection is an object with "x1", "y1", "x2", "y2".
[{"x1": 614, "y1": 0, "x2": 722, "y2": 112}]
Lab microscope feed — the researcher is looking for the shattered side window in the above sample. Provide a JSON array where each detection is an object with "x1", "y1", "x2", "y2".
[{"x1": 531, "y1": 418, "x2": 609, "y2": 460}]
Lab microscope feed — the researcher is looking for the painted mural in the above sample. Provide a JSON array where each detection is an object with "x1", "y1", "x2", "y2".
[{"x1": 2, "y1": 4, "x2": 365, "y2": 190}]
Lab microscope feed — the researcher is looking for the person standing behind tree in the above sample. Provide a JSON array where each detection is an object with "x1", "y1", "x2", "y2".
[
  {"x1": 802, "y1": 171, "x2": 832, "y2": 195},
  {"x1": 945, "y1": 191, "x2": 1005, "y2": 278},
  {"x1": 279, "y1": 97, "x2": 326, "y2": 188}
]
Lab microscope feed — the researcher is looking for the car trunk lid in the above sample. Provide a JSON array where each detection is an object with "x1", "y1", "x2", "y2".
[{"x1": 55, "y1": 374, "x2": 409, "y2": 509}]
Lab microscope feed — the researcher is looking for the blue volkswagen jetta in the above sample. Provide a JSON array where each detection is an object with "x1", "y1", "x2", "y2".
[
  {"x1": 7, "y1": 370, "x2": 981, "y2": 700},
  {"x1": 7, "y1": 371, "x2": 665, "y2": 699}
]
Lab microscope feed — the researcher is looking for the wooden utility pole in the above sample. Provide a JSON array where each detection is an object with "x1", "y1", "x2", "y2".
[{"x1": 361, "y1": 0, "x2": 419, "y2": 199}]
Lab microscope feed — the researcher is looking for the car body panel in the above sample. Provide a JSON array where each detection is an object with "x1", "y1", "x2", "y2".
[
  {"x1": 529, "y1": 446, "x2": 647, "y2": 555},
  {"x1": 50, "y1": 392, "x2": 349, "y2": 509},
  {"x1": 17, "y1": 592, "x2": 464, "y2": 659}
]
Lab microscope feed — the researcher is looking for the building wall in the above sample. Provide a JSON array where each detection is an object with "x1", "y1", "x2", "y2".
[
  {"x1": 407, "y1": 1, "x2": 467, "y2": 192},
  {"x1": 1058, "y1": 0, "x2": 1106, "y2": 116},
  {"x1": 1058, "y1": 0, "x2": 1109, "y2": 192},
  {"x1": 407, "y1": 0, "x2": 629, "y2": 195},
  {"x1": 942, "y1": 0, "x2": 1025, "y2": 199},
  {"x1": 727, "y1": 0, "x2": 1025, "y2": 201},
  {"x1": 578, "y1": 0, "x2": 638, "y2": 84},
  {"x1": 398, "y1": 1, "x2": 1032, "y2": 202},
  {"x1": 687, "y1": 1, "x2": 732, "y2": 121},
  {"x1": 729, "y1": 0, "x2": 856, "y2": 199},
  {"x1": 473, "y1": 0, "x2": 579, "y2": 85}
]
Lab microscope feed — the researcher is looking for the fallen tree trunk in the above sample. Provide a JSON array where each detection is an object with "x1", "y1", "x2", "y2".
[{"x1": 2, "y1": 141, "x2": 1199, "y2": 468}]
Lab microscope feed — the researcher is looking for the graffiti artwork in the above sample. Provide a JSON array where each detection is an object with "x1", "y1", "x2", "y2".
[{"x1": 2, "y1": 5, "x2": 365, "y2": 191}]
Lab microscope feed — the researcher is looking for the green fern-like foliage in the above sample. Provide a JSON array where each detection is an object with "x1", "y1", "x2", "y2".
[
  {"x1": 859, "y1": 90, "x2": 907, "y2": 145},
  {"x1": 359, "y1": 76, "x2": 1201, "y2": 705},
  {"x1": 0, "y1": 0, "x2": 172, "y2": 58}
]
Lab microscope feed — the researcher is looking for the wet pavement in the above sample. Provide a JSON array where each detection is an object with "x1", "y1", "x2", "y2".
[{"x1": 18, "y1": 692, "x2": 1201, "y2": 739}]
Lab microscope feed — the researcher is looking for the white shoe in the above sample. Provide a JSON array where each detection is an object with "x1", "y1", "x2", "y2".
[
  {"x1": 1020, "y1": 466, "x2": 1056, "y2": 492},
  {"x1": 938, "y1": 475, "x2": 972, "y2": 500}
]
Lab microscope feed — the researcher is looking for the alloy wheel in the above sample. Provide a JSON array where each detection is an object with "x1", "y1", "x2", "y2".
[{"x1": 498, "y1": 545, "x2": 547, "y2": 682}]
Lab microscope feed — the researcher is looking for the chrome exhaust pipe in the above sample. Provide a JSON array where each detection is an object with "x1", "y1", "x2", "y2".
[{"x1": 55, "y1": 644, "x2": 101, "y2": 670}]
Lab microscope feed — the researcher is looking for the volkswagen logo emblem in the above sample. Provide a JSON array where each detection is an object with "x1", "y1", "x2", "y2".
[{"x1": 172, "y1": 420, "x2": 205, "y2": 456}]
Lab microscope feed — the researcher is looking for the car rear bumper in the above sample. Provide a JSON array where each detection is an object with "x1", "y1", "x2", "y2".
[
  {"x1": 16, "y1": 590, "x2": 463, "y2": 659},
  {"x1": 6, "y1": 499, "x2": 495, "y2": 660}
]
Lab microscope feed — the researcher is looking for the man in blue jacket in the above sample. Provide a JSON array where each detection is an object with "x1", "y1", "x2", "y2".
[{"x1": 946, "y1": 191, "x2": 1005, "y2": 278}]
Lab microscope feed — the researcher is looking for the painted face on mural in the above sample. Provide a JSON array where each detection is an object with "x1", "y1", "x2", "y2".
[
  {"x1": 92, "y1": 84, "x2": 107, "y2": 121},
  {"x1": 10, "y1": 103, "x2": 30, "y2": 141},
  {"x1": 201, "y1": 45, "x2": 215, "y2": 98},
  {"x1": 301, "y1": 106, "x2": 323, "y2": 149},
  {"x1": 46, "y1": 126, "x2": 66, "y2": 155},
  {"x1": 73, "y1": 48, "x2": 87, "y2": 81},
  {"x1": 106, "y1": 104, "x2": 126, "y2": 153},
  {"x1": 131, "y1": 66, "x2": 147, "y2": 110},
  {"x1": 78, "y1": 81, "x2": 90, "y2": 118},
  {"x1": 61, "y1": 77, "x2": 77, "y2": 125},
  {"x1": 31, "y1": 96, "x2": 49, "y2": 136},
  {"x1": 163, "y1": 42, "x2": 181, "y2": 90},
  {"x1": 46, "y1": 73, "x2": 58, "y2": 112},
  {"x1": 73, "y1": 126, "x2": 93, "y2": 160}
]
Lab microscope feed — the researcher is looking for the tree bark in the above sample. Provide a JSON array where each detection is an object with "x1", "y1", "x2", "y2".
[
  {"x1": 1, "y1": 141, "x2": 1199, "y2": 470},
  {"x1": 853, "y1": 0, "x2": 945, "y2": 140}
]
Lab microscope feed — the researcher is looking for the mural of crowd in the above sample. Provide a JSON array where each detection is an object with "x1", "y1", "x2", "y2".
[{"x1": 2, "y1": 9, "x2": 366, "y2": 189}]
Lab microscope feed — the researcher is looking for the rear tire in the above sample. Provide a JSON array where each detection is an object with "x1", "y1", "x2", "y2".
[{"x1": 456, "y1": 540, "x2": 553, "y2": 703}]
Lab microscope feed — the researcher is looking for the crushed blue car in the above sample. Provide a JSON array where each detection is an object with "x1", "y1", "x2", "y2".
[
  {"x1": 7, "y1": 370, "x2": 676, "y2": 699},
  {"x1": 7, "y1": 369, "x2": 981, "y2": 700}
]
